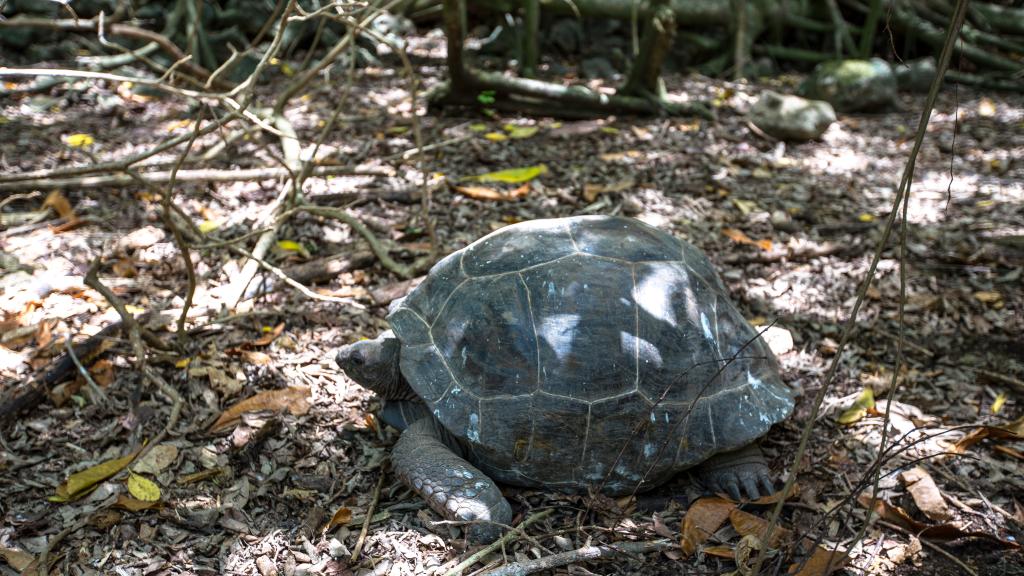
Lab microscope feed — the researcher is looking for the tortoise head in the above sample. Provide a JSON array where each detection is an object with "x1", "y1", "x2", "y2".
[{"x1": 335, "y1": 331, "x2": 402, "y2": 397}]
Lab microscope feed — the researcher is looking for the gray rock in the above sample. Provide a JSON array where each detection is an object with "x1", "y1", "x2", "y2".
[
  {"x1": 580, "y1": 56, "x2": 618, "y2": 79},
  {"x1": 547, "y1": 18, "x2": 583, "y2": 54},
  {"x1": 750, "y1": 91, "x2": 836, "y2": 141},
  {"x1": 895, "y1": 57, "x2": 937, "y2": 93},
  {"x1": 801, "y1": 58, "x2": 897, "y2": 112}
]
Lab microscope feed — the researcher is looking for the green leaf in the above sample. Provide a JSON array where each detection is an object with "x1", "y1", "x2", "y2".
[
  {"x1": 477, "y1": 90, "x2": 496, "y2": 104},
  {"x1": 838, "y1": 388, "x2": 875, "y2": 425},
  {"x1": 504, "y1": 124, "x2": 539, "y2": 139},
  {"x1": 277, "y1": 240, "x2": 303, "y2": 252},
  {"x1": 461, "y1": 164, "x2": 548, "y2": 184}
]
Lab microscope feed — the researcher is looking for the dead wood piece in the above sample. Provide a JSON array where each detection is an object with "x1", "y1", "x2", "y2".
[
  {"x1": 974, "y1": 368, "x2": 1024, "y2": 395},
  {"x1": 0, "y1": 17, "x2": 224, "y2": 89},
  {"x1": 313, "y1": 189, "x2": 422, "y2": 206},
  {"x1": 483, "y1": 540, "x2": 675, "y2": 576},
  {"x1": 0, "y1": 165, "x2": 390, "y2": 192},
  {"x1": 298, "y1": 204, "x2": 431, "y2": 280},
  {"x1": 442, "y1": 509, "x2": 554, "y2": 576},
  {"x1": 280, "y1": 246, "x2": 376, "y2": 286},
  {"x1": 0, "y1": 319, "x2": 127, "y2": 429}
]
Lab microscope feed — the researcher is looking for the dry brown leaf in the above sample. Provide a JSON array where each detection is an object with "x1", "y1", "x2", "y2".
[
  {"x1": 953, "y1": 422, "x2": 1023, "y2": 453},
  {"x1": 43, "y1": 190, "x2": 76, "y2": 220},
  {"x1": 113, "y1": 494, "x2": 163, "y2": 511},
  {"x1": 582, "y1": 177, "x2": 636, "y2": 203},
  {"x1": 89, "y1": 509, "x2": 123, "y2": 529},
  {"x1": 0, "y1": 546, "x2": 35, "y2": 571},
  {"x1": 652, "y1": 512, "x2": 674, "y2": 539},
  {"x1": 899, "y1": 467, "x2": 951, "y2": 521},
  {"x1": 238, "y1": 350, "x2": 272, "y2": 366},
  {"x1": 451, "y1": 183, "x2": 530, "y2": 201},
  {"x1": 326, "y1": 506, "x2": 353, "y2": 531},
  {"x1": 209, "y1": 386, "x2": 311, "y2": 432},
  {"x1": 723, "y1": 228, "x2": 773, "y2": 252},
  {"x1": 788, "y1": 545, "x2": 847, "y2": 575},
  {"x1": 729, "y1": 509, "x2": 792, "y2": 548},
  {"x1": 993, "y1": 444, "x2": 1024, "y2": 460},
  {"x1": 191, "y1": 365, "x2": 243, "y2": 397},
  {"x1": 858, "y1": 494, "x2": 1019, "y2": 548},
  {"x1": 88, "y1": 358, "x2": 115, "y2": 387},
  {"x1": 112, "y1": 258, "x2": 138, "y2": 278},
  {"x1": 749, "y1": 483, "x2": 801, "y2": 505},
  {"x1": 34, "y1": 320, "x2": 56, "y2": 349},
  {"x1": 598, "y1": 150, "x2": 643, "y2": 162},
  {"x1": 702, "y1": 545, "x2": 735, "y2": 558},
  {"x1": 250, "y1": 323, "x2": 285, "y2": 347},
  {"x1": 680, "y1": 497, "x2": 736, "y2": 556},
  {"x1": 131, "y1": 444, "x2": 179, "y2": 475}
]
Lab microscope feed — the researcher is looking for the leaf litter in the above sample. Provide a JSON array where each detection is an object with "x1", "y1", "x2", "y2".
[{"x1": 0, "y1": 36, "x2": 1022, "y2": 576}]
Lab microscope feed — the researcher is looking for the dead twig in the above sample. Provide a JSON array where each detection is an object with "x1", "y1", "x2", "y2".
[
  {"x1": 443, "y1": 509, "x2": 555, "y2": 576},
  {"x1": 0, "y1": 165, "x2": 390, "y2": 192},
  {"x1": 483, "y1": 539, "x2": 674, "y2": 576},
  {"x1": 298, "y1": 204, "x2": 431, "y2": 279},
  {"x1": 752, "y1": 3, "x2": 969, "y2": 573},
  {"x1": 62, "y1": 336, "x2": 109, "y2": 404},
  {"x1": 877, "y1": 520, "x2": 979, "y2": 576},
  {"x1": 350, "y1": 473, "x2": 386, "y2": 563},
  {"x1": 0, "y1": 17, "x2": 222, "y2": 88}
]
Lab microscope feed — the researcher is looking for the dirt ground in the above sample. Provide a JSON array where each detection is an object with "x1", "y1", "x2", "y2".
[{"x1": 1, "y1": 33, "x2": 1023, "y2": 576}]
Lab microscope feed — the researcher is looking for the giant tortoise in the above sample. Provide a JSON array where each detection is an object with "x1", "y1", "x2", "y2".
[{"x1": 336, "y1": 215, "x2": 794, "y2": 542}]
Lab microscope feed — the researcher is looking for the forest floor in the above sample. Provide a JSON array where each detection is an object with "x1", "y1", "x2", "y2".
[{"x1": 1, "y1": 33, "x2": 1023, "y2": 576}]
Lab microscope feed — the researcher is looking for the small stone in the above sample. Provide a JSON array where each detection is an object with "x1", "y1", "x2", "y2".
[
  {"x1": 327, "y1": 537, "x2": 349, "y2": 558},
  {"x1": 750, "y1": 91, "x2": 836, "y2": 141},
  {"x1": 801, "y1": 58, "x2": 897, "y2": 112},
  {"x1": 256, "y1": 555, "x2": 279, "y2": 576},
  {"x1": 895, "y1": 57, "x2": 937, "y2": 93},
  {"x1": 621, "y1": 195, "x2": 644, "y2": 215},
  {"x1": 756, "y1": 325, "x2": 794, "y2": 356},
  {"x1": 581, "y1": 56, "x2": 617, "y2": 79}
]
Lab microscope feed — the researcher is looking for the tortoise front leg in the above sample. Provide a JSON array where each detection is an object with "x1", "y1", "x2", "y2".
[
  {"x1": 392, "y1": 418, "x2": 512, "y2": 543},
  {"x1": 695, "y1": 444, "x2": 776, "y2": 501}
]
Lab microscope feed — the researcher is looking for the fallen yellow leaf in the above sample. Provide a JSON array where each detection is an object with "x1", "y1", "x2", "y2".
[
  {"x1": 483, "y1": 132, "x2": 508, "y2": 141},
  {"x1": 837, "y1": 388, "x2": 875, "y2": 425},
  {"x1": 53, "y1": 450, "x2": 140, "y2": 502},
  {"x1": 461, "y1": 165, "x2": 548, "y2": 184},
  {"x1": 198, "y1": 220, "x2": 219, "y2": 234},
  {"x1": 127, "y1": 472, "x2": 161, "y2": 502},
  {"x1": 65, "y1": 133, "x2": 94, "y2": 148},
  {"x1": 992, "y1": 392, "x2": 1006, "y2": 414},
  {"x1": 503, "y1": 124, "x2": 539, "y2": 139}
]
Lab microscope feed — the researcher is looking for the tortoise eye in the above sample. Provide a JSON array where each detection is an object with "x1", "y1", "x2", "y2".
[{"x1": 350, "y1": 353, "x2": 365, "y2": 367}]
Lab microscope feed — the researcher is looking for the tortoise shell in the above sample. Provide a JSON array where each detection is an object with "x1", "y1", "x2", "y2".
[{"x1": 387, "y1": 216, "x2": 793, "y2": 493}]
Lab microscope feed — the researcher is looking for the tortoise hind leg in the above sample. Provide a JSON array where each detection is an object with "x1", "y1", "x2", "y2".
[
  {"x1": 392, "y1": 418, "x2": 512, "y2": 543},
  {"x1": 695, "y1": 444, "x2": 776, "y2": 501}
]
